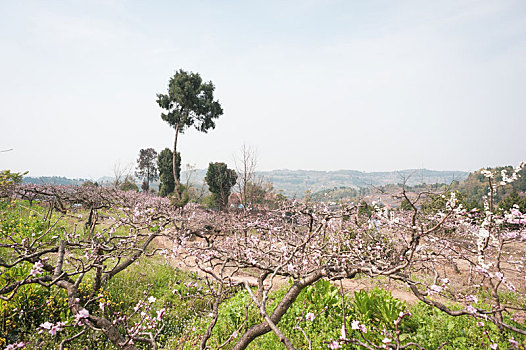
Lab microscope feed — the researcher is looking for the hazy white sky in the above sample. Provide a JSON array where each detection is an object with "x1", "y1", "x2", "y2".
[{"x1": 1, "y1": 0, "x2": 525, "y2": 179}]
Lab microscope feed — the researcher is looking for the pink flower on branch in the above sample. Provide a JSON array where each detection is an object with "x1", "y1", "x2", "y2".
[{"x1": 328, "y1": 340, "x2": 341, "y2": 349}]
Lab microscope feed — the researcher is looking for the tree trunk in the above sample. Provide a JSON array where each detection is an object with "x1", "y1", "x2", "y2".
[
  {"x1": 173, "y1": 124, "x2": 181, "y2": 198},
  {"x1": 232, "y1": 271, "x2": 324, "y2": 350}
]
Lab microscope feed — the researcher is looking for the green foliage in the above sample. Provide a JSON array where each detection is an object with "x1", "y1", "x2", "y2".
[
  {"x1": 0, "y1": 170, "x2": 25, "y2": 186},
  {"x1": 0, "y1": 201, "x2": 60, "y2": 245},
  {"x1": 311, "y1": 187, "x2": 360, "y2": 202},
  {"x1": 0, "y1": 203, "x2": 72, "y2": 347},
  {"x1": 352, "y1": 287, "x2": 406, "y2": 329},
  {"x1": 119, "y1": 175, "x2": 139, "y2": 191},
  {"x1": 105, "y1": 260, "x2": 210, "y2": 347},
  {"x1": 304, "y1": 279, "x2": 341, "y2": 312},
  {"x1": 0, "y1": 170, "x2": 27, "y2": 198},
  {"x1": 169, "y1": 184, "x2": 191, "y2": 208},
  {"x1": 358, "y1": 200, "x2": 374, "y2": 217},
  {"x1": 401, "y1": 302, "x2": 525, "y2": 349},
  {"x1": 499, "y1": 190, "x2": 526, "y2": 212},
  {"x1": 193, "y1": 280, "x2": 526, "y2": 350},
  {"x1": 135, "y1": 148, "x2": 158, "y2": 191},
  {"x1": 201, "y1": 194, "x2": 216, "y2": 209},
  {"x1": 157, "y1": 69, "x2": 223, "y2": 134},
  {"x1": 400, "y1": 197, "x2": 413, "y2": 211},
  {"x1": 158, "y1": 148, "x2": 181, "y2": 197},
  {"x1": 451, "y1": 165, "x2": 526, "y2": 209},
  {"x1": 237, "y1": 182, "x2": 283, "y2": 210},
  {"x1": 205, "y1": 162, "x2": 237, "y2": 210},
  {"x1": 420, "y1": 190, "x2": 476, "y2": 213}
]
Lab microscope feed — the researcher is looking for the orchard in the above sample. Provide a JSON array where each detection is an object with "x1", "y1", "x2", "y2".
[{"x1": 0, "y1": 163, "x2": 525, "y2": 349}]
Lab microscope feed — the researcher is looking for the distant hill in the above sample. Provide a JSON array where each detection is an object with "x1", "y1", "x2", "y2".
[
  {"x1": 182, "y1": 168, "x2": 469, "y2": 198},
  {"x1": 22, "y1": 176, "x2": 89, "y2": 186},
  {"x1": 22, "y1": 169, "x2": 469, "y2": 198}
]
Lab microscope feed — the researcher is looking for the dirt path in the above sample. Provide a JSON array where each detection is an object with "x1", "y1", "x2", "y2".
[{"x1": 153, "y1": 236, "x2": 419, "y2": 304}]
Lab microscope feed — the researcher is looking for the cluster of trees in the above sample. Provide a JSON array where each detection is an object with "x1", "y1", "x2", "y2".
[
  {"x1": 132, "y1": 70, "x2": 278, "y2": 211},
  {"x1": 450, "y1": 166, "x2": 526, "y2": 211}
]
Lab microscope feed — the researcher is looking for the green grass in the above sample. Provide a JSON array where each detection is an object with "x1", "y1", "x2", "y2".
[{"x1": 184, "y1": 280, "x2": 526, "y2": 350}]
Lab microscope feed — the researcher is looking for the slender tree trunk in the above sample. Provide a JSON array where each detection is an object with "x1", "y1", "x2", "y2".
[
  {"x1": 146, "y1": 167, "x2": 150, "y2": 191},
  {"x1": 173, "y1": 124, "x2": 181, "y2": 198}
]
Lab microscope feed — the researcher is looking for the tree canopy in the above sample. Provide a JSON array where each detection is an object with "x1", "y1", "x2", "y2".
[
  {"x1": 205, "y1": 162, "x2": 237, "y2": 210},
  {"x1": 157, "y1": 148, "x2": 180, "y2": 197}
]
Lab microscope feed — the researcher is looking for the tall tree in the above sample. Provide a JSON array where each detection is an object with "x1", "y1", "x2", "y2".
[
  {"x1": 156, "y1": 69, "x2": 223, "y2": 194},
  {"x1": 157, "y1": 148, "x2": 181, "y2": 197},
  {"x1": 205, "y1": 162, "x2": 237, "y2": 210},
  {"x1": 135, "y1": 148, "x2": 159, "y2": 192}
]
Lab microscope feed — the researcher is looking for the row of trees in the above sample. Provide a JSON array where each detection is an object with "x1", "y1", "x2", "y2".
[{"x1": 135, "y1": 146, "x2": 240, "y2": 210}]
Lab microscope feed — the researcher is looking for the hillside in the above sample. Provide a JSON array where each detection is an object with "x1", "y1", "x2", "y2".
[
  {"x1": 22, "y1": 176, "x2": 89, "y2": 186},
  {"x1": 182, "y1": 168, "x2": 469, "y2": 198}
]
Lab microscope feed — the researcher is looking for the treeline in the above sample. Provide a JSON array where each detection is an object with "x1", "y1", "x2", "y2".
[{"x1": 22, "y1": 176, "x2": 88, "y2": 186}]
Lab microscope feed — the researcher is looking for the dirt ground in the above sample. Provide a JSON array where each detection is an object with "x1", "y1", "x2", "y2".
[{"x1": 153, "y1": 236, "x2": 419, "y2": 304}]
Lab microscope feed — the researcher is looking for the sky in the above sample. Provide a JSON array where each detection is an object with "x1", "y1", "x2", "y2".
[{"x1": 1, "y1": 0, "x2": 525, "y2": 179}]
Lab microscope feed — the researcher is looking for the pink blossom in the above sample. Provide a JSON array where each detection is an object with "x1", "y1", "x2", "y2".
[
  {"x1": 30, "y1": 261, "x2": 44, "y2": 276},
  {"x1": 156, "y1": 308, "x2": 166, "y2": 321},
  {"x1": 339, "y1": 325, "x2": 348, "y2": 341},
  {"x1": 40, "y1": 321, "x2": 53, "y2": 330},
  {"x1": 328, "y1": 340, "x2": 341, "y2": 349},
  {"x1": 428, "y1": 284, "x2": 443, "y2": 294},
  {"x1": 466, "y1": 305, "x2": 477, "y2": 314},
  {"x1": 466, "y1": 295, "x2": 478, "y2": 304},
  {"x1": 305, "y1": 312, "x2": 315, "y2": 322},
  {"x1": 490, "y1": 344, "x2": 497, "y2": 350},
  {"x1": 75, "y1": 308, "x2": 90, "y2": 324}
]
